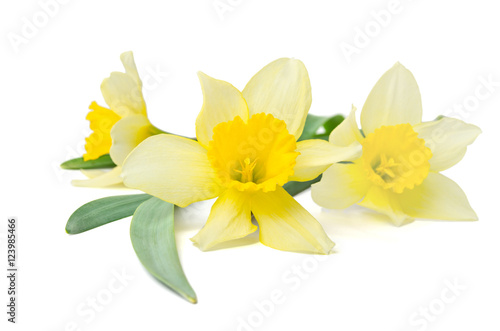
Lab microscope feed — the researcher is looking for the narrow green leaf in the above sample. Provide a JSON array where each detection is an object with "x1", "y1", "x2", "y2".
[
  {"x1": 298, "y1": 114, "x2": 345, "y2": 141},
  {"x1": 61, "y1": 154, "x2": 116, "y2": 170},
  {"x1": 66, "y1": 194, "x2": 151, "y2": 234},
  {"x1": 130, "y1": 197, "x2": 197, "y2": 304},
  {"x1": 283, "y1": 175, "x2": 322, "y2": 197}
]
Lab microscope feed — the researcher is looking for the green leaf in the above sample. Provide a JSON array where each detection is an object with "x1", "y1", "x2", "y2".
[
  {"x1": 66, "y1": 194, "x2": 152, "y2": 234},
  {"x1": 283, "y1": 175, "x2": 322, "y2": 197},
  {"x1": 130, "y1": 197, "x2": 197, "y2": 304},
  {"x1": 322, "y1": 115, "x2": 345, "y2": 133},
  {"x1": 61, "y1": 154, "x2": 116, "y2": 170},
  {"x1": 298, "y1": 114, "x2": 345, "y2": 141}
]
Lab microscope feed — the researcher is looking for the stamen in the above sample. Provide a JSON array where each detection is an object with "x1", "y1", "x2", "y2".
[
  {"x1": 235, "y1": 157, "x2": 258, "y2": 183},
  {"x1": 375, "y1": 154, "x2": 400, "y2": 179}
]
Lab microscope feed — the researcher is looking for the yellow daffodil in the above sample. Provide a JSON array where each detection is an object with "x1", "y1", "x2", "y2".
[
  {"x1": 122, "y1": 58, "x2": 359, "y2": 254},
  {"x1": 311, "y1": 62, "x2": 481, "y2": 225},
  {"x1": 73, "y1": 51, "x2": 161, "y2": 187}
]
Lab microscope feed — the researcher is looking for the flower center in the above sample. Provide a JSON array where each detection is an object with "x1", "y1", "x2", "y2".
[
  {"x1": 207, "y1": 113, "x2": 298, "y2": 192},
  {"x1": 84, "y1": 102, "x2": 121, "y2": 161},
  {"x1": 361, "y1": 123, "x2": 432, "y2": 194}
]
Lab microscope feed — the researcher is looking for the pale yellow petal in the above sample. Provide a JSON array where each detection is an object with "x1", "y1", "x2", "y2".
[
  {"x1": 252, "y1": 186, "x2": 335, "y2": 254},
  {"x1": 121, "y1": 135, "x2": 222, "y2": 207},
  {"x1": 358, "y1": 185, "x2": 414, "y2": 226},
  {"x1": 80, "y1": 169, "x2": 107, "y2": 179},
  {"x1": 120, "y1": 51, "x2": 142, "y2": 87},
  {"x1": 329, "y1": 105, "x2": 363, "y2": 146},
  {"x1": 109, "y1": 114, "x2": 153, "y2": 166},
  {"x1": 101, "y1": 73, "x2": 146, "y2": 117},
  {"x1": 71, "y1": 166, "x2": 124, "y2": 188},
  {"x1": 191, "y1": 189, "x2": 257, "y2": 251},
  {"x1": 413, "y1": 117, "x2": 481, "y2": 171},
  {"x1": 195, "y1": 72, "x2": 249, "y2": 147},
  {"x1": 361, "y1": 62, "x2": 422, "y2": 135},
  {"x1": 398, "y1": 173, "x2": 478, "y2": 221},
  {"x1": 243, "y1": 58, "x2": 311, "y2": 139},
  {"x1": 289, "y1": 139, "x2": 362, "y2": 181},
  {"x1": 311, "y1": 160, "x2": 371, "y2": 209}
]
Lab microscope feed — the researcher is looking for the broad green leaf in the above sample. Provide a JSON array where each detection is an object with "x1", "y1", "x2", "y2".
[
  {"x1": 298, "y1": 114, "x2": 345, "y2": 141},
  {"x1": 283, "y1": 175, "x2": 322, "y2": 197},
  {"x1": 131, "y1": 197, "x2": 197, "y2": 303},
  {"x1": 61, "y1": 154, "x2": 116, "y2": 170},
  {"x1": 66, "y1": 194, "x2": 151, "y2": 234}
]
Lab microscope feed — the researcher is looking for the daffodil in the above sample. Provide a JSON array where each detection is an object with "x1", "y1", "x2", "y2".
[
  {"x1": 311, "y1": 63, "x2": 481, "y2": 225},
  {"x1": 122, "y1": 58, "x2": 359, "y2": 254},
  {"x1": 73, "y1": 51, "x2": 161, "y2": 187}
]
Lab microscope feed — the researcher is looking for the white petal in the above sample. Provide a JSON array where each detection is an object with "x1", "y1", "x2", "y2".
[
  {"x1": 122, "y1": 135, "x2": 222, "y2": 208},
  {"x1": 361, "y1": 62, "x2": 423, "y2": 135},
  {"x1": 243, "y1": 58, "x2": 311, "y2": 139},
  {"x1": 289, "y1": 139, "x2": 362, "y2": 181},
  {"x1": 413, "y1": 117, "x2": 481, "y2": 171},
  {"x1": 195, "y1": 72, "x2": 249, "y2": 147},
  {"x1": 312, "y1": 160, "x2": 371, "y2": 209}
]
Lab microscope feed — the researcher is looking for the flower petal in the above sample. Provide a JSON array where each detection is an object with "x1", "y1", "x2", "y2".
[
  {"x1": 72, "y1": 166, "x2": 124, "y2": 188},
  {"x1": 361, "y1": 62, "x2": 423, "y2": 135},
  {"x1": 413, "y1": 117, "x2": 481, "y2": 171},
  {"x1": 101, "y1": 52, "x2": 147, "y2": 119},
  {"x1": 252, "y1": 186, "x2": 335, "y2": 254},
  {"x1": 109, "y1": 114, "x2": 153, "y2": 166},
  {"x1": 191, "y1": 189, "x2": 257, "y2": 251},
  {"x1": 243, "y1": 58, "x2": 311, "y2": 139},
  {"x1": 83, "y1": 102, "x2": 121, "y2": 161},
  {"x1": 122, "y1": 135, "x2": 222, "y2": 207},
  {"x1": 358, "y1": 185, "x2": 413, "y2": 226},
  {"x1": 329, "y1": 105, "x2": 363, "y2": 147},
  {"x1": 80, "y1": 169, "x2": 107, "y2": 179},
  {"x1": 195, "y1": 72, "x2": 249, "y2": 147},
  {"x1": 358, "y1": 173, "x2": 478, "y2": 225},
  {"x1": 289, "y1": 139, "x2": 362, "y2": 181},
  {"x1": 398, "y1": 173, "x2": 478, "y2": 221},
  {"x1": 311, "y1": 160, "x2": 371, "y2": 209},
  {"x1": 120, "y1": 51, "x2": 142, "y2": 87}
]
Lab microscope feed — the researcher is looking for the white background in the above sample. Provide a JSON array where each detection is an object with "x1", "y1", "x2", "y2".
[{"x1": 1, "y1": 1, "x2": 499, "y2": 330}]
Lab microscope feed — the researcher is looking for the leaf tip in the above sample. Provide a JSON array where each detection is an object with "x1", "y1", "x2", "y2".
[
  {"x1": 186, "y1": 295, "x2": 198, "y2": 304},
  {"x1": 60, "y1": 160, "x2": 71, "y2": 169}
]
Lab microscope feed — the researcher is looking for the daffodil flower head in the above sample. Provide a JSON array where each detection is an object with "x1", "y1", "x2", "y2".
[
  {"x1": 311, "y1": 62, "x2": 481, "y2": 226},
  {"x1": 207, "y1": 113, "x2": 299, "y2": 192},
  {"x1": 122, "y1": 58, "x2": 359, "y2": 254},
  {"x1": 73, "y1": 51, "x2": 160, "y2": 187}
]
